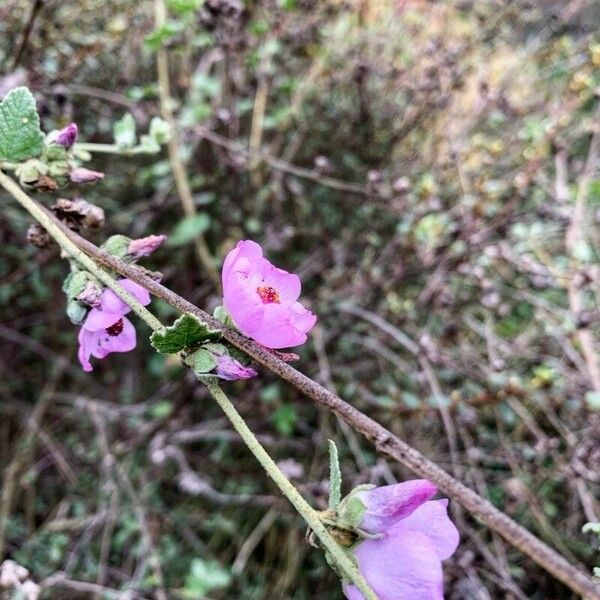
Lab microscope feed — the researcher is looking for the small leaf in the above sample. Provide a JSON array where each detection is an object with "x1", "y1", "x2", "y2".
[
  {"x1": 144, "y1": 21, "x2": 184, "y2": 50},
  {"x1": 150, "y1": 314, "x2": 221, "y2": 354},
  {"x1": 184, "y1": 558, "x2": 231, "y2": 598},
  {"x1": 213, "y1": 305, "x2": 236, "y2": 328},
  {"x1": 113, "y1": 113, "x2": 137, "y2": 148},
  {"x1": 167, "y1": 214, "x2": 211, "y2": 246},
  {"x1": 272, "y1": 404, "x2": 296, "y2": 437},
  {"x1": 167, "y1": 0, "x2": 202, "y2": 15},
  {"x1": 585, "y1": 391, "x2": 600, "y2": 411},
  {"x1": 328, "y1": 439, "x2": 342, "y2": 510},
  {"x1": 187, "y1": 348, "x2": 218, "y2": 375},
  {"x1": 0, "y1": 87, "x2": 44, "y2": 161},
  {"x1": 149, "y1": 116, "x2": 171, "y2": 144}
]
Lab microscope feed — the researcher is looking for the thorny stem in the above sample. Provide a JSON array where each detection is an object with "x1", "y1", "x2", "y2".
[
  {"x1": 0, "y1": 169, "x2": 378, "y2": 598},
  {"x1": 1, "y1": 172, "x2": 599, "y2": 600},
  {"x1": 205, "y1": 380, "x2": 378, "y2": 600}
]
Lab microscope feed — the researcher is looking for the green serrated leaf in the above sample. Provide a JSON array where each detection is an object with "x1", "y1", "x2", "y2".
[
  {"x1": 0, "y1": 87, "x2": 44, "y2": 160},
  {"x1": 328, "y1": 439, "x2": 342, "y2": 510},
  {"x1": 113, "y1": 113, "x2": 137, "y2": 148},
  {"x1": 150, "y1": 314, "x2": 221, "y2": 354},
  {"x1": 187, "y1": 348, "x2": 218, "y2": 375}
]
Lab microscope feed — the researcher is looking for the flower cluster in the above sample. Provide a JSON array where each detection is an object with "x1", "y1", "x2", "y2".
[
  {"x1": 76, "y1": 239, "x2": 316, "y2": 378},
  {"x1": 340, "y1": 480, "x2": 459, "y2": 600}
]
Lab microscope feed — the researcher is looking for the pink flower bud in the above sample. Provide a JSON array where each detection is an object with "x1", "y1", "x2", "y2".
[
  {"x1": 215, "y1": 355, "x2": 258, "y2": 380},
  {"x1": 56, "y1": 123, "x2": 78, "y2": 148},
  {"x1": 221, "y1": 240, "x2": 316, "y2": 349},
  {"x1": 128, "y1": 234, "x2": 167, "y2": 258},
  {"x1": 69, "y1": 167, "x2": 105, "y2": 183}
]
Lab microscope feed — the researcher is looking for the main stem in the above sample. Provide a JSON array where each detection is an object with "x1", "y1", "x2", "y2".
[{"x1": 205, "y1": 380, "x2": 378, "y2": 600}]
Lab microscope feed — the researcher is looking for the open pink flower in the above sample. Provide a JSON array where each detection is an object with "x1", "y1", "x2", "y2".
[
  {"x1": 344, "y1": 481, "x2": 459, "y2": 600},
  {"x1": 78, "y1": 279, "x2": 150, "y2": 372},
  {"x1": 221, "y1": 240, "x2": 316, "y2": 349}
]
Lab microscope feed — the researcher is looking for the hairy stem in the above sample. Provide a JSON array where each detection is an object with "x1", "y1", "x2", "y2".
[
  {"x1": 205, "y1": 380, "x2": 377, "y2": 600},
  {"x1": 74, "y1": 143, "x2": 155, "y2": 155}
]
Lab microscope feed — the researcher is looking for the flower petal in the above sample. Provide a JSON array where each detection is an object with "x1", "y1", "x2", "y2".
[
  {"x1": 100, "y1": 279, "x2": 151, "y2": 314},
  {"x1": 83, "y1": 308, "x2": 122, "y2": 332},
  {"x1": 344, "y1": 529, "x2": 445, "y2": 600},
  {"x1": 224, "y1": 273, "x2": 266, "y2": 334},
  {"x1": 389, "y1": 499, "x2": 460, "y2": 561},
  {"x1": 288, "y1": 301, "x2": 317, "y2": 333},
  {"x1": 94, "y1": 317, "x2": 137, "y2": 356},
  {"x1": 77, "y1": 327, "x2": 95, "y2": 371},
  {"x1": 357, "y1": 480, "x2": 437, "y2": 533},
  {"x1": 222, "y1": 240, "x2": 263, "y2": 282},
  {"x1": 118, "y1": 278, "x2": 151, "y2": 306},
  {"x1": 248, "y1": 303, "x2": 311, "y2": 348},
  {"x1": 250, "y1": 258, "x2": 301, "y2": 304}
]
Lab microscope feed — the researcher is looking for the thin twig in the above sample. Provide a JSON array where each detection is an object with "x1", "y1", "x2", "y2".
[
  {"x1": 11, "y1": 0, "x2": 44, "y2": 69},
  {"x1": 154, "y1": 0, "x2": 219, "y2": 287}
]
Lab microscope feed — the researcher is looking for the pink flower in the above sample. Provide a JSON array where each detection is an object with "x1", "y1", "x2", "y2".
[
  {"x1": 69, "y1": 167, "x2": 105, "y2": 183},
  {"x1": 78, "y1": 279, "x2": 150, "y2": 372},
  {"x1": 221, "y1": 240, "x2": 316, "y2": 349},
  {"x1": 215, "y1": 355, "x2": 258, "y2": 380},
  {"x1": 128, "y1": 234, "x2": 167, "y2": 259},
  {"x1": 56, "y1": 123, "x2": 78, "y2": 148},
  {"x1": 355, "y1": 479, "x2": 438, "y2": 533},
  {"x1": 343, "y1": 482, "x2": 459, "y2": 600}
]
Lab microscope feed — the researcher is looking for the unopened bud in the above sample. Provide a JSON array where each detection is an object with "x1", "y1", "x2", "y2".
[
  {"x1": 127, "y1": 234, "x2": 167, "y2": 258},
  {"x1": 55, "y1": 123, "x2": 78, "y2": 148},
  {"x1": 69, "y1": 167, "x2": 104, "y2": 183}
]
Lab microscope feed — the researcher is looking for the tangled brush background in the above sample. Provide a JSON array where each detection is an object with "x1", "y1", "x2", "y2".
[{"x1": 1, "y1": 1, "x2": 600, "y2": 598}]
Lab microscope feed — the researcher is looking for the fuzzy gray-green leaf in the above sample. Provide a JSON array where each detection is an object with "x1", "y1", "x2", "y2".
[
  {"x1": 328, "y1": 439, "x2": 342, "y2": 510},
  {"x1": 150, "y1": 314, "x2": 222, "y2": 354},
  {"x1": 0, "y1": 87, "x2": 44, "y2": 161}
]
